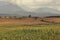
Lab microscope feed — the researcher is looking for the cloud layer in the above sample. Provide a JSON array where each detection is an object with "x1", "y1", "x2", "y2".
[{"x1": 0, "y1": 0, "x2": 60, "y2": 11}]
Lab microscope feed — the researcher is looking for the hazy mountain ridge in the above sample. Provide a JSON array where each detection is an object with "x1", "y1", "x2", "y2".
[
  {"x1": 33, "y1": 8, "x2": 60, "y2": 17},
  {"x1": 0, "y1": 1, "x2": 60, "y2": 17},
  {"x1": 0, "y1": 1, "x2": 26, "y2": 13}
]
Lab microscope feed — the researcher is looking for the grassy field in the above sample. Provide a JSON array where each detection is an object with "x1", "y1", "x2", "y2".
[{"x1": 0, "y1": 24, "x2": 60, "y2": 40}]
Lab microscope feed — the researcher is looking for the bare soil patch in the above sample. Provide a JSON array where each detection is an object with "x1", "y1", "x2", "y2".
[{"x1": 0, "y1": 18, "x2": 60, "y2": 25}]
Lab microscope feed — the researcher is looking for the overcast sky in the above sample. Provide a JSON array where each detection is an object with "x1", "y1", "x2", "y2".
[{"x1": 0, "y1": 0, "x2": 60, "y2": 11}]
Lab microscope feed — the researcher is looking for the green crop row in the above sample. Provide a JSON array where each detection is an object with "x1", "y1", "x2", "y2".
[{"x1": 0, "y1": 28, "x2": 60, "y2": 40}]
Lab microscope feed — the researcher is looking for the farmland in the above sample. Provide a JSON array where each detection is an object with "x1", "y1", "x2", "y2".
[
  {"x1": 0, "y1": 18, "x2": 60, "y2": 40},
  {"x1": 0, "y1": 17, "x2": 60, "y2": 25},
  {"x1": 0, "y1": 24, "x2": 60, "y2": 40}
]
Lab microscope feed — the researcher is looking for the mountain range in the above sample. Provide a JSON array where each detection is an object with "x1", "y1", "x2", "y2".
[{"x1": 0, "y1": 1, "x2": 60, "y2": 17}]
